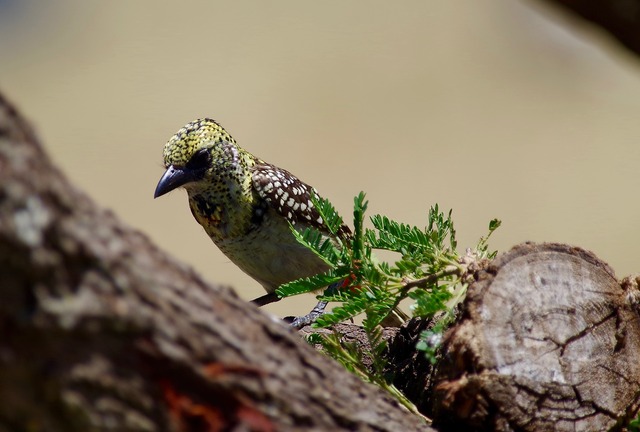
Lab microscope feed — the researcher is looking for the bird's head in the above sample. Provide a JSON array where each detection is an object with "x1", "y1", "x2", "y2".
[{"x1": 154, "y1": 118, "x2": 238, "y2": 198}]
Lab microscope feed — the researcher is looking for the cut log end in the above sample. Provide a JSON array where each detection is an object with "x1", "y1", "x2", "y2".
[{"x1": 433, "y1": 242, "x2": 640, "y2": 431}]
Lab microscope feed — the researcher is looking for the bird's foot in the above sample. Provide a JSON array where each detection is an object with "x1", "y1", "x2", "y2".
[{"x1": 284, "y1": 300, "x2": 328, "y2": 329}]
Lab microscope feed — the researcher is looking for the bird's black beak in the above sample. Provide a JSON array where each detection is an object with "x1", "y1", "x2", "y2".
[{"x1": 154, "y1": 165, "x2": 193, "y2": 198}]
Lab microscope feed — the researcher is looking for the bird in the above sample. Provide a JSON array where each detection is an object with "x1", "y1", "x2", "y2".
[{"x1": 154, "y1": 118, "x2": 404, "y2": 327}]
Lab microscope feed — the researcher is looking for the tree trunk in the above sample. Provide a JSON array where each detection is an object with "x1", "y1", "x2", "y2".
[{"x1": 1, "y1": 91, "x2": 639, "y2": 431}]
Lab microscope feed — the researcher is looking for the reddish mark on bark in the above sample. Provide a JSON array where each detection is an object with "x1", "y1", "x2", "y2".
[
  {"x1": 162, "y1": 380, "x2": 224, "y2": 432},
  {"x1": 159, "y1": 362, "x2": 274, "y2": 432},
  {"x1": 203, "y1": 362, "x2": 265, "y2": 378}
]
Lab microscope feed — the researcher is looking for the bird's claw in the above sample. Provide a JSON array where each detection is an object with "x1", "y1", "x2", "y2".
[{"x1": 284, "y1": 300, "x2": 328, "y2": 329}]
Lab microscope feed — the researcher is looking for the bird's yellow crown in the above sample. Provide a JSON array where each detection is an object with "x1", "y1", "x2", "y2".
[{"x1": 162, "y1": 118, "x2": 236, "y2": 168}]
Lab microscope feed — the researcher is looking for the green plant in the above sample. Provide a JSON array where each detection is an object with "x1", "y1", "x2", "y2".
[
  {"x1": 629, "y1": 413, "x2": 640, "y2": 432},
  {"x1": 277, "y1": 192, "x2": 500, "y2": 413}
]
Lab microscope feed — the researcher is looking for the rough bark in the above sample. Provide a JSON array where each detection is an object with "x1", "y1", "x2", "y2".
[
  {"x1": 432, "y1": 243, "x2": 640, "y2": 431},
  {"x1": 0, "y1": 92, "x2": 432, "y2": 431},
  {"x1": 537, "y1": 0, "x2": 640, "y2": 58}
]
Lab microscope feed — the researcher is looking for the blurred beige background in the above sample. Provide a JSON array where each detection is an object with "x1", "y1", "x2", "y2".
[{"x1": 2, "y1": 1, "x2": 640, "y2": 317}]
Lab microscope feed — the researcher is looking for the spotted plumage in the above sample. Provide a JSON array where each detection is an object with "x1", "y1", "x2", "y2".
[
  {"x1": 154, "y1": 118, "x2": 350, "y2": 293},
  {"x1": 253, "y1": 164, "x2": 321, "y2": 226}
]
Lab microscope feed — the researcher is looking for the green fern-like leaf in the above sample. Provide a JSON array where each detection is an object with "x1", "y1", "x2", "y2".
[
  {"x1": 368, "y1": 326, "x2": 388, "y2": 360},
  {"x1": 476, "y1": 218, "x2": 502, "y2": 259},
  {"x1": 276, "y1": 269, "x2": 349, "y2": 298},
  {"x1": 416, "y1": 325, "x2": 445, "y2": 364},
  {"x1": 352, "y1": 192, "x2": 368, "y2": 263},
  {"x1": 316, "y1": 333, "x2": 366, "y2": 376},
  {"x1": 408, "y1": 287, "x2": 452, "y2": 318},
  {"x1": 426, "y1": 206, "x2": 457, "y2": 250},
  {"x1": 290, "y1": 225, "x2": 342, "y2": 266},
  {"x1": 368, "y1": 215, "x2": 434, "y2": 255},
  {"x1": 314, "y1": 292, "x2": 371, "y2": 326},
  {"x1": 310, "y1": 192, "x2": 346, "y2": 238}
]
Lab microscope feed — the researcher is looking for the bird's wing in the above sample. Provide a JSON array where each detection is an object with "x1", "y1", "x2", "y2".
[{"x1": 251, "y1": 163, "x2": 351, "y2": 239}]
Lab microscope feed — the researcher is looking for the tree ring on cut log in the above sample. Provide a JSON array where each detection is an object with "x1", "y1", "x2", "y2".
[{"x1": 433, "y1": 242, "x2": 640, "y2": 432}]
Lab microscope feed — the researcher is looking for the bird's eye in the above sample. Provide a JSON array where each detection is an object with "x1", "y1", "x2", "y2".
[{"x1": 187, "y1": 149, "x2": 211, "y2": 171}]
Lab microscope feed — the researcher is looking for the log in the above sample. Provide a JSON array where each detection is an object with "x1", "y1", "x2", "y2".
[
  {"x1": 432, "y1": 243, "x2": 640, "y2": 431},
  {"x1": 0, "y1": 92, "x2": 432, "y2": 431}
]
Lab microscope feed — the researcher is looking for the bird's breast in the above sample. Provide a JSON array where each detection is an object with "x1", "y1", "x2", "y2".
[
  {"x1": 216, "y1": 209, "x2": 330, "y2": 292},
  {"x1": 189, "y1": 195, "x2": 225, "y2": 237},
  {"x1": 188, "y1": 190, "x2": 260, "y2": 241}
]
